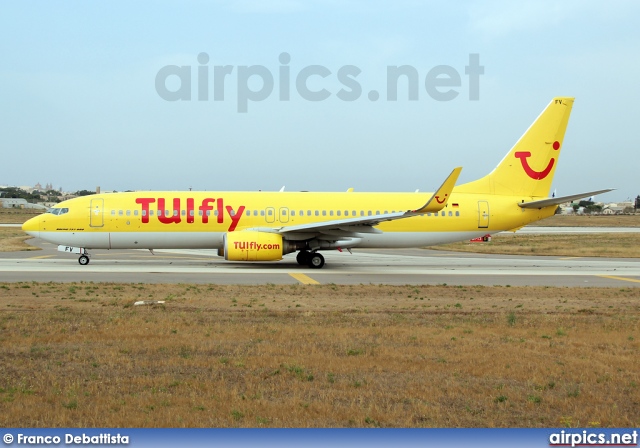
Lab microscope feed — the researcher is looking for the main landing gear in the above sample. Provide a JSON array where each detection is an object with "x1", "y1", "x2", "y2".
[{"x1": 296, "y1": 250, "x2": 325, "y2": 269}]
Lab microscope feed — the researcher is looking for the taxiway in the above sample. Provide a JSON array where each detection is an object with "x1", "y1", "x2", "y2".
[{"x1": 0, "y1": 238, "x2": 638, "y2": 286}]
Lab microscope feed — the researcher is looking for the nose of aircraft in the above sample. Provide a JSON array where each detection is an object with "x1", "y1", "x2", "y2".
[{"x1": 22, "y1": 215, "x2": 41, "y2": 237}]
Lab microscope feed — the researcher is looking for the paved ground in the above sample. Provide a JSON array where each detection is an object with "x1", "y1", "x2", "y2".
[{"x1": 1, "y1": 237, "x2": 638, "y2": 286}]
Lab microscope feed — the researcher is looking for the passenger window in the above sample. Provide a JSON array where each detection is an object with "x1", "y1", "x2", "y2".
[
  {"x1": 190, "y1": 210, "x2": 194, "y2": 217},
  {"x1": 134, "y1": 210, "x2": 139, "y2": 216},
  {"x1": 322, "y1": 211, "x2": 326, "y2": 216},
  {"x1": 291, "y1": 210, "x2": 295, "y2": 216},
  {"x1": 329, "y1": 211, "x2": 333, "y2": 216},
  {"x1": 448, "y1": 211, "x2": 452, "y2": 216},
  {"x1": 455, "y1": 211, "x2": 460, "y2": 216},
  {"x1": 368, "y1": 211, "x2": 372, "y2": 216},
  {"x1": 441, "y1": 211, "x2": 445, "y2": 216},
  {"x1": 181, "y1": 210, "x2": 186, "y2": 216},
  {"x1": 307, "y1": 211, "x2": 311, "y2": 216},
  {"x1": 150, "y1": 210, "x2": 154, "y2": 216},
  {"x1": 268, "y1": 209, "x2": 273, "y2": 216},
  {"x1": 111, "y1": 210, "x2": 116, "y2": 216},
  {"x1": 261, "y1": 210, "x2": 265, "y2": 216},
  {"x1": 337, "y1": 211, "x2": 341, "y2": 216},
  {"x1": 126, "y1": 210, "x2": 131, "y2": 216},
  {"x1": 119, "y1": 210, "x2": 123, "y2": 216},
  {"x1": 315, "y1": 211, "x2": 319, "y2": 216}
]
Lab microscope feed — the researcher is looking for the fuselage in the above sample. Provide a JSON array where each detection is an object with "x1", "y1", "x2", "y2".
[{"x1": 22, "y1": 189, "x2": 555, "y2": 251}]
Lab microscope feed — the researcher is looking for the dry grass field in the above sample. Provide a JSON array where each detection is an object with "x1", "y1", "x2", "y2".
[
  {"x1": 0, "y1": 283, "x2": 638, "y2": 428},
  {"x1": 532, "y1": 214, "x2": 640, "y2": 227},
  {"x1": 0, "y1": 227, "x2": 41, "y2": 252},
  {"x1": 436, "y1": 233, "x2": 640, "y2": 258},
  {"x1": 0, "y1": 207, "x2": 42, "y2": 224}
]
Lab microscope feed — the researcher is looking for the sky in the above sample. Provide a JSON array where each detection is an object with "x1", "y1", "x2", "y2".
[{"x1": 1, "y1": 0, "x2": 639, "y2": 202}]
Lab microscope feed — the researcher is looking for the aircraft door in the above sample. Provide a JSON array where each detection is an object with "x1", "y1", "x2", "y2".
[
  {"x1": 477, "y1": 201, "x2": 489, "y2": 228},
  {"x1": 279, "y1": 207, "x2": 289, "y2": 223},
  {"x1": 90, "y1": 198, "x2": 104, "y2": 228}
]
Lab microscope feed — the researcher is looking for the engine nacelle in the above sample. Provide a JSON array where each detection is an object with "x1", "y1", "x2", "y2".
[{"x1": 221, "y1": 231, "x2": 285, "y2": 261}]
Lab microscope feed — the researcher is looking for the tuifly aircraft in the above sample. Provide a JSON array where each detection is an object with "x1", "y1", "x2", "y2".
[{"x1": 22, "y1": 97, "x2": 611, "y2": 268}]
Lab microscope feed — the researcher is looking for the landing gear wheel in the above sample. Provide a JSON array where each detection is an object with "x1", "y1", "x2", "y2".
[
  {"x1": 296, "y1": 251, "x2": 310, "y2": 265},
  {"x1": 308, "y1": 252, "x2": 325, "y2": 269},
  {"x1": 78, "y1": 255, "x2": 90, "y2": 266}
]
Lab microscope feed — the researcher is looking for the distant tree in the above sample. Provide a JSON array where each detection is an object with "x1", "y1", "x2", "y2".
[
  {"x1": 74, "y1": 190, "x2": 95, "y2": 196},
  {"x1": 0, "y1": 187, "x2": 40, "y2": 202},
  {"x1": 584, "y1": 204, "x2": 602, "y2": 214}
]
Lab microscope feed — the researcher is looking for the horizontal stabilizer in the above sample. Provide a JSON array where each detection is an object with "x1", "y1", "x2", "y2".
[
  {"x1": 517, "y1": 189, "x2": 614, "y2": 209},
  {"x1": 412, "y1": 167, "x2": 462, "y2": 213}
]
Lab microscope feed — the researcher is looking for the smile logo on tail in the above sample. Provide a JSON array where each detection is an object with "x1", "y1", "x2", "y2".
[{"x1": 514, "y1": 141, "x2": 560, "y2": 180}]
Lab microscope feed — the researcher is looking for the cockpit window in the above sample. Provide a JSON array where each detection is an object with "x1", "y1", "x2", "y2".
[{"x1": 46, "y1": 207, "x2": 69, "y2": 216}]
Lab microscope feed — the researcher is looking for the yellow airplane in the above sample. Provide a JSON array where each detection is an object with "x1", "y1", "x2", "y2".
[{"x1": 22, "y1": 97, "x2": 611, "y2": 269}]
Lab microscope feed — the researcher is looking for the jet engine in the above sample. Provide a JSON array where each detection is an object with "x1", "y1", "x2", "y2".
[{"x1": 220, "y1": 231, "x2": 303, "y2": 261}]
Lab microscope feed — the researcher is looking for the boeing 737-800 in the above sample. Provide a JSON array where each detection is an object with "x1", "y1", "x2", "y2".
[{"x1": 22, "y1": 97, "x2": 611, "y2": 269}]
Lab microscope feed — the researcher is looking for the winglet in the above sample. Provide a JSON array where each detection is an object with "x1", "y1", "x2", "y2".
[{"x1": 412, "y1": 167, "x2": 462, "y2": 213}]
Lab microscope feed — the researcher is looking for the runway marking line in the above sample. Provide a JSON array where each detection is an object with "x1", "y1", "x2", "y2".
[
  {"x1": 28, "y1": 255, "x2": 55, "y2": 259},
  {"x1": 597, "y1": 275, "x2": 640, "y2": 284},
  {"x1": 289, "y1": 273, "x2": 320, "y2": 285},
  {"x1": 559, "y1": 256, "x2": 582, "y2": 260}
]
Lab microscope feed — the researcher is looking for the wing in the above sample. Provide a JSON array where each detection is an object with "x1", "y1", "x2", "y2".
[{"x1": 268, "y1": 167, "x2": 462, "y2": 241}]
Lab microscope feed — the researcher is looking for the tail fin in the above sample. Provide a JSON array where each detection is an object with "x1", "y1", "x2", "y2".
[{"x1": 456, "y1": 97, "x2": 574, "y2": 197}]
